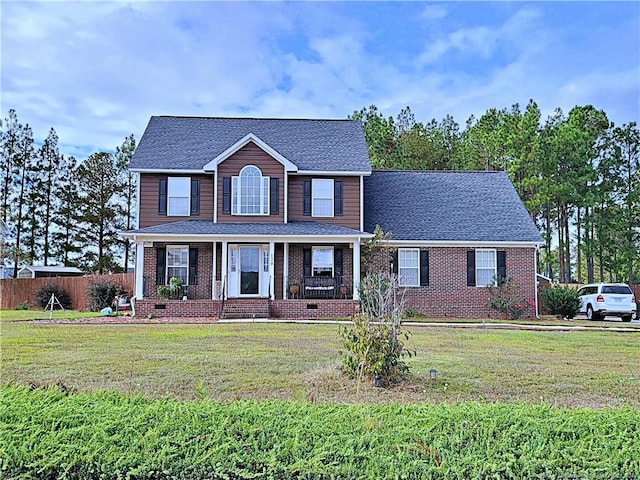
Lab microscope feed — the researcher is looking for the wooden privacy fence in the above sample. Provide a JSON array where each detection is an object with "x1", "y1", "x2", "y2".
[{"x1": 0, "y1": 273, "x2": 134, "y2": 311}]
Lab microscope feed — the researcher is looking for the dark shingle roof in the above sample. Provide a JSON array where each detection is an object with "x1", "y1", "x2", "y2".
[
  {"x1": 364, "y1": 171, "x2": 542, "y2": 243},
  {"x1": 130, "y1": 116, "x2": 371, "y2": 173},
  {"x1": 126, "y1": 220, "x2": 367, "y2": 237}
]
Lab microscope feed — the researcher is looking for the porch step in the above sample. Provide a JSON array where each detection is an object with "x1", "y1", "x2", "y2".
[{"x1": 221, "y1": 299, "x2": 271, "y2": 319}]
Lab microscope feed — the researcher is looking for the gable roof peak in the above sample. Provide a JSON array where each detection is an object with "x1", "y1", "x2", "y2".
[{"x1": 131, "y1": 116, "x2": 371, "y2": 173}]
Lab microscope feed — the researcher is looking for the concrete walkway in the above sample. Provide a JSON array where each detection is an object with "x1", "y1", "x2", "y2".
[
  {"x1": 19, "y1": 315, "x2": 640, "y2": 332},
  {"x1": 218, "y1": 317, "x2": 640, "y2": 332}
]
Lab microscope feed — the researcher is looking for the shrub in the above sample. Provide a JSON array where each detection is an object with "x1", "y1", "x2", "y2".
[
  {"x1": 2, "y1": 386, "x2": 639, "y2": 479},
  {"x1": 486, "y1": 276, "x2": 534, "y2": 320},
  {"x1": 339, "y1": 314, "x2": 412, "y2": 385},
  {"x1": 86, "y1": 279, "x2": 127, "y2": 312},
  {"x1": 35, "y1": 284, "x2": 72, "y2": 310},
  {"x1": 14, "y1": 301, "x2": 30, "y2": 310},
  {"x1": 541, "y1": 285, "x2": 581, "y2": 319},
  {"x1": 340, "y1": 271, "x2": 413, "y2": 386}
]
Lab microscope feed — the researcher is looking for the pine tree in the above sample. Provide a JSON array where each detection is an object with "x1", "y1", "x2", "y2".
[
  {"x1": 115, "y1": 134, "x2": 136, "y2": 271},
  {"x1": 51, "y1": 155, "x2": 83, "y2": 266},
  {"x1": 10, "y1": 121, "x2": 35, "y2": 277},
  {"x1": 76, "y1": 152, "x2": 125, "y2": 274}
]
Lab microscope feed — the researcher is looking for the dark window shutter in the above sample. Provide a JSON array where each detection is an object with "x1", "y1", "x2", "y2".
[
  {"x1": 156, "y1": 247, "x2": 166, "y2": 286},
  {"x1": 270, "y1": 178, "x2": 279, "y2": 215},
  {"x1": 222, "y1": 177, "x2": 231, "y2": 214},
  {"x1": 303, "y1": 248, "x2": 311, "y2": 277},
  {"x1": 497, "y1": 251, "x2": 507, "y2": 283},
  {"x1": 189, "y1": 248, "x2": 198, "y2": 285},
  {"x1": 334, "y1": 248, "x2": 343, "y2": 280},
  {"x1": 466, "y1": 250, "x2": 476, "y2": 286},
  {"x1": 420, "y1": 250, "x2": 429, "y2": 286},
  {"x1": 334, "y1": 180, "x2": 343, "y2": 216},
  {"x1": 391, "y1": 250, "x2": 398, "y2": 275},
  {"x1": 303, "y1": 180, "x2": 311, "y2": 216},
  {"x1": 190, "y1": 179, "x2": 200, "y2": 215},
  {"x1": 158, "y1": 178, "x2": 167, "y2": 215}
]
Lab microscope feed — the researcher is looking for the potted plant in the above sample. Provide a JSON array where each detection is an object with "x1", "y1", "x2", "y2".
[{"x1": 157, "y1": 277, "x2": 183, "y2": 301}]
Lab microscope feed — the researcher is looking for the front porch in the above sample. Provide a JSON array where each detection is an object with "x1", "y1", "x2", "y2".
[
  {"x1": 132, "y1": 233, "x2": 365, "y2": 319},
  {"x1": 136, "y1": 239, "x2": 361, "y2": 302}
]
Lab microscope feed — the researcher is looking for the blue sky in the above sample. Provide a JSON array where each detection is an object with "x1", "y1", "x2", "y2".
[{"x1": 2, "y1": 1, "x2": 639, "y2": 159}]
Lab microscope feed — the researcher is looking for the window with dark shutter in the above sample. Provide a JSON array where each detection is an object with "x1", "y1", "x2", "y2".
[
  {"x1": 189, "y1": 248, "x2": 198, "y2": 285},
  {"x1": 222, "y1": 177, "x2": 231, "y2": 214},
  {"x1": 334, "y1": 180, "x2": 343, "y2": 216},
  {"x1": 391, "y1": 250, "x2": 398, "y2": 275},
  {"x1": 466, "y1": 250, "x2": 476, "y2": 286},
  {"x1": 270, "y1": 178, "x2": 279, "y2": 215},
  {"x1": 156, "y1": 247, "x2": 166, "y2": 286},
  {"x1": 497, "y1": 251, "x2": 507, "y2": 283},
  {"x1": 303, "y1": 248, "x2": 312, "y2": 277},
  {"x1": 158, "y1": 178, "x2": 167, "y2": 215},
  {"x1": 420, "y1": 250, "x2": 429, "y2": 286},
  {"x1": 190, "y1": 179, "x2": 200, "y2": 215},
  {"x1": 303, "y1": 180, "x2": 311, "y2": 216}
]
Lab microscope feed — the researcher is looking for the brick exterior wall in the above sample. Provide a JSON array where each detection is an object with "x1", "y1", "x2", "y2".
[
  {"x1": 135, "y1": 299, "x2": 220, "y2": 318},
  {"x1": 143, "y1": 243, "x2": 214, "y2": 300},
  {"x1": 399, "y1": 246, "x2": 537, "y2": 318},
  {"x1": 138, "y1": 243, "x2": 536, "y2": 319},
  {"x1": 287, "y1": 243, "x2": 353, "y2": 290},
  {"x1": 134, "y1": 299, "x2": 357, "y2": 320},
  {"x1": 271, "y1": 299, "x2": 359, "y2": 319}
]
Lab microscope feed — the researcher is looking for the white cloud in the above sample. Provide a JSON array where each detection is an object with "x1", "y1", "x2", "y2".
[
  {"x1": 418, "y1": 6, "x2": 543, "y2": 65},
  {"x1": 420, "y1": 5, "x2": 449, "y2": 21},
  {"x1": 1, "y1": 1, "x2": 637, "y2": 159}
]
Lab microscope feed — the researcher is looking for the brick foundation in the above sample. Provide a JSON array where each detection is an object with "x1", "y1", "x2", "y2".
[
  {"x1": 134, "y1": 299, "x2": 220, "y2": 318},
  {"x1": 270, "y1": 299, "x2": 359, "y2": 319},
  {"x1": 134, "y1": 298, "x2": 358, "y2": 320}
]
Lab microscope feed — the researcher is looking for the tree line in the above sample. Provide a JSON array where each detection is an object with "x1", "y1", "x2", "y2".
[
  {"x1": 350, "y1": 102, "x2": 639, "y2": 284},
  {"x1": 2, "y1": 102, "x2": 638, "y2": 284},
  {"x1": 0, "y1": 109, "x2": 136, "y2": 276}
]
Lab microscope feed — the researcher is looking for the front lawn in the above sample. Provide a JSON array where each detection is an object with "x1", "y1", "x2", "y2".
[
  {"x1": 2, "y1": 322, "x2": 638, "y2": 407},
  {"x1": 0, "y1": 309, "x2": 102, "y2": 322}
]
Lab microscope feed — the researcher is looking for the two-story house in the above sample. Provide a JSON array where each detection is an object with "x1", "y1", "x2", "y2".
[
  {"x1": 124, "y1": 117, "x2": 373, "y2": 319},
  {"x1": 124, "y1": 116, "x2": 542, "y2": 319}
]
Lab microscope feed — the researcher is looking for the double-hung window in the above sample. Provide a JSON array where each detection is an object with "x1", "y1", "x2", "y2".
[
  {"x1": 312, "y1": 246, "x2": 334, "y2": 277},
  {"x1": 232, "y1": 165, "x2": 269, "y2": 215},
  {"x1": 166, "y1": 246, "x2": 189, "y2": 285},
  {"x1": 398, "y1": 248, "x2": 420, "y2": 287},
  {"x1": 475, "y1": 249, "x2": 496, "y2": 287},
  {"x1": 167, "y1": 177, "x2": 190, "y2": 216},
  {"x1": 312, "y1": 179, "x2": 334, "y2": 217}
]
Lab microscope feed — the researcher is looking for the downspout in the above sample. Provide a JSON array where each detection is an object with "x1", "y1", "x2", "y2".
[{"x1": 534, "y1": 246, "x2": 540, "y2": 319}]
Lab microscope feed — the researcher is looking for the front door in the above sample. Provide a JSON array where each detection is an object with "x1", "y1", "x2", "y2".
[
  {"x1": 227, "y1": 245, "x2": 270, "y2": 298},
  {"x1": 240, "y1": 246, "x2": 260, "y2": 295}
]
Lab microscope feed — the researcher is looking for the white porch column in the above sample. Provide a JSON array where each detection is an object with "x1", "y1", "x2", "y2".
[
  {"x1": 221, "y1": 241, "x2": 228, "y2": 300},
  {"x1": 352, "y1": 240, "x2": 361, "y2": 301},
  {"x1": 135, "y1": 241, "x2": 144, "y2": 300},
  {"x1": 269, "y1": 241, "x2": 275, "y2": 300},
  {"x1": 211, "y1": 242, "x2": 217, "y2": 300},
  {"x1": 283, "y1": 242, "x2": 289, "y2": 299}
]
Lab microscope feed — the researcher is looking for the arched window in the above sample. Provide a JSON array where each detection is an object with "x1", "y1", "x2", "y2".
[{"x1": 232, "y1": 165, "x2": 269, "y2": 215}]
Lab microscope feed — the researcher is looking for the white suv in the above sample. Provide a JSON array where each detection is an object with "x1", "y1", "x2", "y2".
[{"x1": 577, "y1": 283, "x2": 637, "y2": 322}]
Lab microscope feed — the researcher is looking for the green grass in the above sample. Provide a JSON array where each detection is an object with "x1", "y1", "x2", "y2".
[
  {"x1": 0, "y1": 309, "x2": 102, "y2": 322},
  {"x1": 2, "y1": 321, "x2": 639, "y2": 406},
  {"x1": 403, "y1": 314, "x2": 640, "y2": 329}
]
